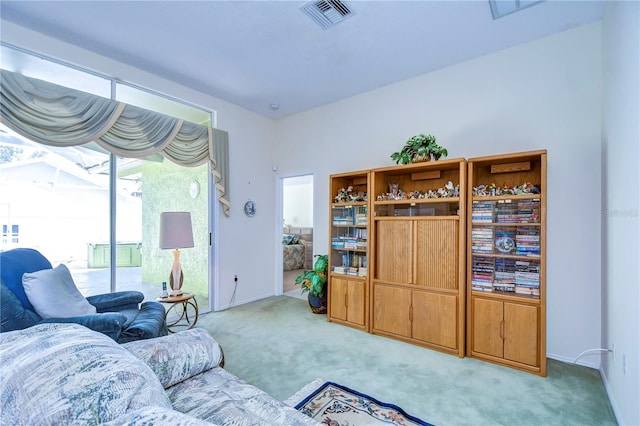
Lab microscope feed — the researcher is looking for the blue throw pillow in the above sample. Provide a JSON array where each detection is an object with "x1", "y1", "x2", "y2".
[
  {"x1": 0, "y1": 248, "x2": 52, "y2": 310},
  {"x1": 1, "y1": 280, "x2": 41, "y2": 332},
  {"x1": 283, "y1": 234, "x2": 294, "y2": 245}
]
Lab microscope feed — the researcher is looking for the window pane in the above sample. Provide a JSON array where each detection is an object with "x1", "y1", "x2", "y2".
[
  {"x1": 116, "y1": 83, "x2": 212, "y2": 125},
  {"x1": 0, "y1": 123, "x2": 112, "y2": 295},
  {"x1": 1, "y1": 45, "x2": 111, "y2": 97}
]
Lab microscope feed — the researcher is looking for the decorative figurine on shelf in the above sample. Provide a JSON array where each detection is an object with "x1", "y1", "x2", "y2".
[
  {"x1": 388, "y1": 181, "x2": 399, "y2": 198},
  {"x1": 377, "y1": 181, "x2": 460, "y2": 200},
  {"x1": 473, "y1": 184, "x2": 488, "y2": 197},
  {"x1": 516, "y1": 182, "x2": 540, "y2": 194},
  {"x1": 501, "y1": 183, "x2": 515, "y2": 195},
  {"x1": 334, "y1": 186, "x2": 350, "y2": 203},
  {"x1": 334, "y1": 186, "x2": 367, "y2": 203},
  {"x1": 473, "y1": 181, "x2": 540, "y2": 196},
  {"x1": 438, "y1": 181, "x2": 460, "y2": 198},
  {"x1": 349, "y1": 191, "x2": 367, "y2": 202}
]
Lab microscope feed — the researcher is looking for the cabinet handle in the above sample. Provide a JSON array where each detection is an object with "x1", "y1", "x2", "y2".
[
  {"x1": 344, "y1": 293, "x2": 348, "y2": 308},
  {"x1": 500, "y1": 320, "x2": 505, "y2": 340},
  {"x1": 409, "y1": 305, "x2": 413, "y2": 323}
]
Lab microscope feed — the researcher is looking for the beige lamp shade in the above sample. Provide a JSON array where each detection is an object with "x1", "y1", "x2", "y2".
[{"x1": 159, "y1": 212, "x2": 194, "y2": 249}]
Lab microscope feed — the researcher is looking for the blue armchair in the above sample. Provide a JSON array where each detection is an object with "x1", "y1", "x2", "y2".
[{"x1": 0, "y1": 248, "x2": 168, "y2": 343}]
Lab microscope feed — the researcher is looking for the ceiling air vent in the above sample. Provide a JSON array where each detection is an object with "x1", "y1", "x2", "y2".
[{"x1": 300, "y1": 0, "x2": 354, "y2": 30}]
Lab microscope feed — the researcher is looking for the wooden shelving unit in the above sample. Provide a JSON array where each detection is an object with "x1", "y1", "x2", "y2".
[
  {"x1": 327, "y1": 170, "x2": 370, "y2": 331},
  {"x1": 369, "y1": 158, "x2": 467, "y2": 357},
  {"x1": 466, "y1": 150, "x2": 547, "y2": 376}
]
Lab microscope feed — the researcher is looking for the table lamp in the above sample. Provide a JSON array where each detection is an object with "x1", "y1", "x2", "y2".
[{"x1": 159, "y1": 211, "x2": 194, "y2": 296}]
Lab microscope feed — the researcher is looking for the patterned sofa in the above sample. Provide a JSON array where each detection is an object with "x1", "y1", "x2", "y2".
[{"x1": 0, "y1": 323, "x2": 319, "y2": 425}]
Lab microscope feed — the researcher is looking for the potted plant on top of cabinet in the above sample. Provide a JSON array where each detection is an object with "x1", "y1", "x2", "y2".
[{"x1": 390, "y1": 134, "x2": 448, "y2": 164}]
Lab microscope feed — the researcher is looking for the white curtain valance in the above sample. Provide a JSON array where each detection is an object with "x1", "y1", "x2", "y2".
[{"x1": 0, "y1": 69, "x2": 229, "y2": 216}]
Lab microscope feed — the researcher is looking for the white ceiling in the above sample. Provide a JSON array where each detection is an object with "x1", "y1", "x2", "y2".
[{"x1": 0, "y1": 1, "x2": 605, "y2": 119}]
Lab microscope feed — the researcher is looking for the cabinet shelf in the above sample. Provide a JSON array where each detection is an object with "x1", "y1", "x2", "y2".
[
  {"x1": 471, "y1": 222, "x2": 540, "y2": 226},
  {"x1": 330, "y1": 272, "x2": 367, "y2": 279},
  {"x1": 332, "y1": 201, "x2": 368, "y2": 207},
  {"x1": 374, "y1": 197, "x2": 460, "y2": 205},
  {"x1": 471, "y1": 194, "x2": 541, "y2": 202},
  {"x1": 332, "y1": 223, "x2": 368, "y2": 228},
  {"x1": 471, "y1": 253, "x2": 541, "y2": 260}
]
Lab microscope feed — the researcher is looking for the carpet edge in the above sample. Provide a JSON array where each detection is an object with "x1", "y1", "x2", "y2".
[{"x1": 283, "y1": 378, "x2": 325, "y2": 407}]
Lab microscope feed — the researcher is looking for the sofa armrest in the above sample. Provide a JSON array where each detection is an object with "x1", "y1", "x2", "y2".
[
  {"x1": 87, "y1": 291, "x2": 144, "y2": 312},
  {"x1": 39, "y1": 312, "x2": 127, "y2": 341},
  {"x1": 123, "y1": 328, "x2": 223, "y2": 388}
]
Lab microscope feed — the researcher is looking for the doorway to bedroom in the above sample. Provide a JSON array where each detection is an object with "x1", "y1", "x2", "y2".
[{"x1": 282, "y1": 174, "x2": 313, "y2": 299}]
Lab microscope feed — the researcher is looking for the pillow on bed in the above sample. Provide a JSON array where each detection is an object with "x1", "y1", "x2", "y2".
[{"x1": 283, "y1": 234, "x2": 300, "y2": 245}]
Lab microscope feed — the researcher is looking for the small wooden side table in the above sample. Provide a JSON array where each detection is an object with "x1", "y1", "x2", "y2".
[{"x1": 156, "y1": 293, "x2": 199, "y2": 333}]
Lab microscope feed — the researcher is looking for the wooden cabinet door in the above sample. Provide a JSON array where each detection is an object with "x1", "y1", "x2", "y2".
[
  {"x1": 414, "y1": 220, "x2": 458, "y2": 291},
  {"x1": 329, "y1": 277, "x2": 347, "y2": 321},
  {"x1": 412, "y1": 291, "x2": 458, "y2": 349},
  {"x1": 504, "y1": 302, "x2": 539, "y2": 366},
  {"x1": 472, "y1": 297, "x2": 504, "y2": 358},
  {"x1": 346, "y1": 279, "x2": 366, "y2": 326},
  {"x1": 375, "y1": 221, "x2": 412, "y2": 284},
  {"x1": 373, "y1": 284, "x2": 411, "y2": 337}
]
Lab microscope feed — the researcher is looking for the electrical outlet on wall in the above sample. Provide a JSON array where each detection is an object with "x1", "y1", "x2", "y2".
[{"x1": 612, "y1": 344, "x2": 616, "y2": 360}]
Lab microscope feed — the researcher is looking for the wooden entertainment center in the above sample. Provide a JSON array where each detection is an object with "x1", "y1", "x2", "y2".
[{"x1": 327, "y1": 150, "x2": 546, "y2": 376}]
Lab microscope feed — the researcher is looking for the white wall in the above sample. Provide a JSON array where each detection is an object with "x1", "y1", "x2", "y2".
[
  {"x1": 601, "y1": 1, "x2": 640, "y2": 425},
  {"x1": 276, "y1": 24, "x2": 603, "y2": 366},
  {"x1": 0, "y1": 20, "x2": 281, "y2": 310}
]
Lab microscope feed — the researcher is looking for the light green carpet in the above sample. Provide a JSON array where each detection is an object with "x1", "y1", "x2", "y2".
[{"x1": 196, "y1": 296, "x2": 616, "y2": 426}]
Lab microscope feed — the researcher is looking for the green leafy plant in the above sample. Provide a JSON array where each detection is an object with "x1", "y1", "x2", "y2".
[
  {"x1": 294, "y1": 254, "x2": 328, "y2": 297},
  {"x1": 390, "y1": 134, "x2": 448, "y2": 164}
]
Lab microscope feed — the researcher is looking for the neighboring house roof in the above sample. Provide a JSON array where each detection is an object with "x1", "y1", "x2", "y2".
[{"x1": 0, "y1": 156, "x2": 107, "y2": 189}]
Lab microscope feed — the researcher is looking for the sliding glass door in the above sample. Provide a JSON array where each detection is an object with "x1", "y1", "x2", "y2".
[
  {"x1": 114, "y1": 84, "x2": 211, "y2": 309},
  {"x1": 1, "y1": 45, "x2": 213, "y2": 310}
]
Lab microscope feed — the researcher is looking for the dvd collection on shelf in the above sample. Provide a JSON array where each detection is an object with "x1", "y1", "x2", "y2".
[
  {"x1": 331, "y1": 204, "x2": 368, "y2": 277},
  {"x1": 332, "y1": 205, "x2": 367, "y2": 225},
  {"x1": 332, "y1": 252, "x2": 367, "y2": 277},
  {"x1": 470, "y1": 198, "x2": 541, "y2": 297}
]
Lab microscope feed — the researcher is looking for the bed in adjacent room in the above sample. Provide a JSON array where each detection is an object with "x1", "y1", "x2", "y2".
[{"x1": 283, "y1": 227, "x2": 313, "y2": 271}]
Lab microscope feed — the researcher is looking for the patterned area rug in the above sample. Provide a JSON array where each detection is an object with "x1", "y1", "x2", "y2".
[{"x1": 285, "y1": 379, "x2": 433, "y2": 426}]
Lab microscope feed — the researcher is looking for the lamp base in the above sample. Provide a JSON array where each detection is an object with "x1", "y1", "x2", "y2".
[
  {"x1": 170, "y1": 289, "x2": 183, "y2": 297},
  {"x1": 169, "y1": 249, "x2": 184, "y2": 295}
]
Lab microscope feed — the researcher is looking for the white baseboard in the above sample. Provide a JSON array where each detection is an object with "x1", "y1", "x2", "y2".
[
  {"x1": 547, "y1": 352, "x2": 600, "y2": 369},
  {"x1": 599, "y1": 365, "x2": 623, "y2": 425},
  {"x1": 214, "y1": 292, "x2": 275, "y2": 311}
]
